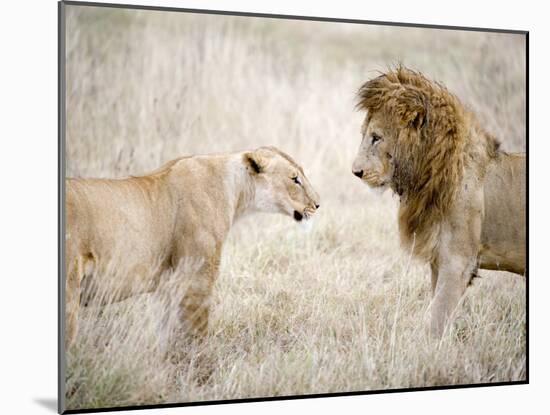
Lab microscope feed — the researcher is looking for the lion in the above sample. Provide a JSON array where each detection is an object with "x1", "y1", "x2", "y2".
[
  {"x1": 351, "y1": 67, "x2": 526, "y2": 336},
  {"x1": 65, "y1": 146, "x2": 320, "y2": 348}
]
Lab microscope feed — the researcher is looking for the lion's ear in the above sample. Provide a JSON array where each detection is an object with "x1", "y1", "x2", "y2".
[
  {"x1": 243, "y1": 151, "x2": 265, "y2": 174},
  {"x1": 396, "y1": 88, "x2": 429, "y2": 131},
  {"x1": 411, "y1": 94, "x2": 429, "y2": 131}
]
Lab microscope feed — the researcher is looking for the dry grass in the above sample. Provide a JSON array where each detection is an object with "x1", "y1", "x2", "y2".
[{"x1": 64, "y1": 5, "x2": 526, "y2": 411}]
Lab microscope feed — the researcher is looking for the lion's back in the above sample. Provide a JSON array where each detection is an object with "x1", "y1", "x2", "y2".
[{"x1": 479, "y1": 153, "x2": 526, "y2": 273}]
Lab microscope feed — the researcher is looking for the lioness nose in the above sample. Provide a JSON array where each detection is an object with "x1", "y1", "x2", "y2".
[
  {"x1": 353, "y1": 170, "x2": 363, "y2": 178},
  {"x1": 315, "y1": 203, "x2": 320, "y2": 209}
]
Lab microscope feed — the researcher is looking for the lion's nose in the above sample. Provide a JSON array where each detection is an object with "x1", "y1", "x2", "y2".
[
  {"x1": 353, "y1": 170, "x2": 363, "y2": 178},
  {"x1": 315, "y1": 203, "x2": 320, "y2": 209}
]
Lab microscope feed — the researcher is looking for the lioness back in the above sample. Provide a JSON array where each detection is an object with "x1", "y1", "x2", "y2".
[{"x1": 66, "y1": 177, "x2": 176, "y2": 285}]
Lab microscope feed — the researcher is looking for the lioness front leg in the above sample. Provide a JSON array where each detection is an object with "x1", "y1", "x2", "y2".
[{"x1": 178, "y1": 255, "x2": 220, "y2": 339}]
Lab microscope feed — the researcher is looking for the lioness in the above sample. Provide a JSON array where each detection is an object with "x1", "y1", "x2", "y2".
[
  {"x1": 352, "y1": 67, "x2": 526, "y2": 336},
  {"x1": 65, "y1": 146, "x2": 320, "y2": 347}
]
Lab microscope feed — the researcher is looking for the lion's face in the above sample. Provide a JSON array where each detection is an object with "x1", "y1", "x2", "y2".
[
  {"x1": 245, "y1": 147, "x2": 320, "y2": 222},
  {"x1": 352, "y1": 112, "x2": 395, "y2": 191}
]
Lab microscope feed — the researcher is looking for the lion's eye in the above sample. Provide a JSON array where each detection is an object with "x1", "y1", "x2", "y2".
[
  {"x1": 292, "y1": 176, "x2": 302, "y2": 186},
  {"x1": 371, "y1": 134, "x2": 382, "y2": 145}
]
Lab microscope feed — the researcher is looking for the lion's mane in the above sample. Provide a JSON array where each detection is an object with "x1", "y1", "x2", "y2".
[{"x1": 357, "y1": 67, "x2": 500, "y2": 260}]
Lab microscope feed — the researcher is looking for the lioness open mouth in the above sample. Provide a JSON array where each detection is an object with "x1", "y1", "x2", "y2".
[{"x1": 293, "y1": 210, "x2": 304, "y2": 221}]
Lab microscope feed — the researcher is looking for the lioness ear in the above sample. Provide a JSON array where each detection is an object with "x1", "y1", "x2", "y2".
[{"x1": 243, "y1": 152, "x2": 264, "y2": 174}]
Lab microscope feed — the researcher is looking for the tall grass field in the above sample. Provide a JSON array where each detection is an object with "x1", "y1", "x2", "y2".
[{"x1": 64, "y1": 5, "x2": 526, "y2": 410}]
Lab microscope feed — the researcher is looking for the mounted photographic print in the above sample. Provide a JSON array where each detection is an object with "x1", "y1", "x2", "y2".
[{"x1": 58, "y1": 1, "x2": 528, "y2": 413}]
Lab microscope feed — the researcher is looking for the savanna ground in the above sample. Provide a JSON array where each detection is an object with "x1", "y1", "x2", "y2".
[{"x1": 63, "y1": 5, "x2": 526, "y2": 410}]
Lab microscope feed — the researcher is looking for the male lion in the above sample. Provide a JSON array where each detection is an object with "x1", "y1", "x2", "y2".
[
  {"x1": 351, "y1": 67, "x2": 526, "y2": 336},
  {"x1": 65, "y1": 146, "x2": 320, "y2": 347}
]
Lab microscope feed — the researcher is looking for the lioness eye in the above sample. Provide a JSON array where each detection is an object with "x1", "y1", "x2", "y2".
[
  {"x1": 371, "y1": 133, "x2": 381, "y2": 145},
  {"x1": 292, "y1": 176, "x2": 302, "y2": 185}
]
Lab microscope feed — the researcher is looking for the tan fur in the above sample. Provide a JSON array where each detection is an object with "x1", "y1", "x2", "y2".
[
  {"x1": 65, "y1": 146, "x2": 320, "y2": 348},
  {"x1": 352, "y1": 67, "x2": 526, "y2": 336}
]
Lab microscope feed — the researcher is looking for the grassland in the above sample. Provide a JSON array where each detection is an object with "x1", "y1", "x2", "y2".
[{"x1": 64, "y1": 5, "x2": 526, "y2": 410}]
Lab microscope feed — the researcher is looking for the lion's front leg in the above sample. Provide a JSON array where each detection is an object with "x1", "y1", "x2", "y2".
[
  {"x1": 429, "y1": 218, "x2": 481, "y2": 337},
  {"x1": 429, "y1": 258, "x2": 474, "y2": 337},
  {"x1": 428, "y1": 184, "x2": 484, "y2": 337}
]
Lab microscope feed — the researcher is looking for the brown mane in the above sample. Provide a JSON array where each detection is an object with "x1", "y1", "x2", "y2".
[{"x1": 357, "y1": 67, "x2": 500, "y2": 260}]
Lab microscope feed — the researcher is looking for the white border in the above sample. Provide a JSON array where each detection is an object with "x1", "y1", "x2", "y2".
[{"x1": 1, "y1": 1, "x2": 546, "y2": 414}]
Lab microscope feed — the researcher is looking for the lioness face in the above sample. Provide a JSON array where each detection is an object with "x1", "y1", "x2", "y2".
[
  {"x1": 245, "y1": 147, "x2": 320, "y2": 222},
  {"x1": 352, "y1": 113, "x2": 394, "y2": 191}
]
